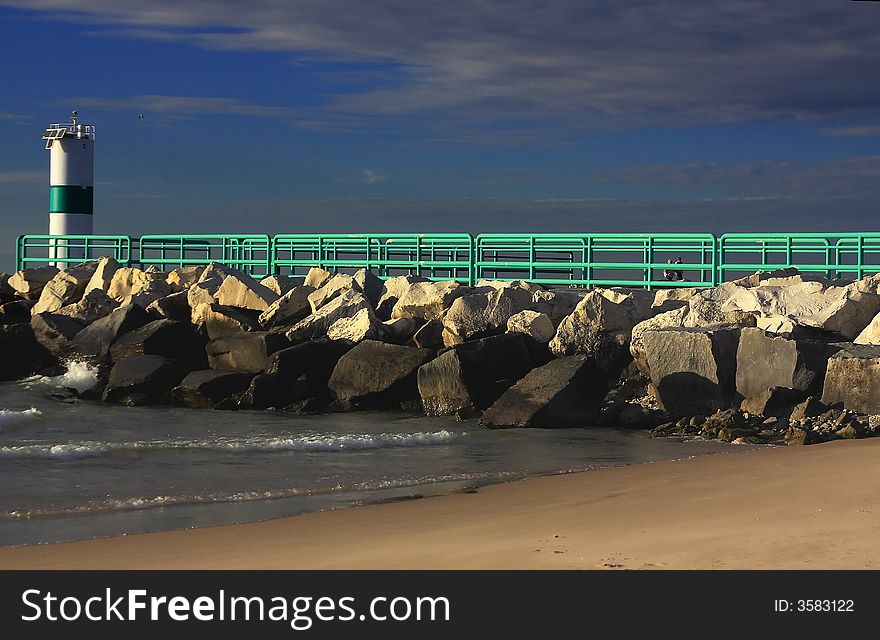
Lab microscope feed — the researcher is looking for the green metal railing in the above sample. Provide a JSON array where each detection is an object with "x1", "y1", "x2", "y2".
[
  {"x1": 717, "y1": 233, "x2": 880, "y2": 282},
  {"x1": 14, "y1": 232, "x2": 880, "y2": 288},
  {"x1": 475, "y1": 233, "x2": 717, "y2": 289},
  {"x1": 137, "y1": 234, "x2": 272, "y2": 277},
  {"x1": 15, "y1": 234, "x2": 133, "y2": 270},
  {"x1": 272, "y1": 234, "x2": 474, "y2": 283}
]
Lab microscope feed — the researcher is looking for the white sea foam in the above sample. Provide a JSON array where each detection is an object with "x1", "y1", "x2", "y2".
[
  {"x1": 0, "y1": 430, "x2": 462, "y2": 460},
  {"x1": 21, "y1": 359, "x2": 100, "y2": 394},
  {"x1": 0, "y1": 407, "x2": 42, "y2": 429}
]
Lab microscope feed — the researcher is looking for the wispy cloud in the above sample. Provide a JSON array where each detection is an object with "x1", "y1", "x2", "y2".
[
  {"x1": 71, "y1": 94, "x2": 299, "y2": 119},
  {"x1": 821, "y1": 126, "x2": 880, "y2": 138},
  {"x1": 0, "y1": 112, "x2": 32, "y2": 124},
  {"x1": 0, "y1": 170, "x2": 44, "y2": 184},
  {"x1": 358, "y1": 168, "x2": 388, "y2": 184},
  {"x1": 5, "y1": 0, "x2": 880, "y2": 127}
]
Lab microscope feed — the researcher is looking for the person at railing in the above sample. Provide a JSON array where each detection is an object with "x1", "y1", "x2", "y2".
[{"x1": 663, "y1": 257, "x2": 684, "y2": 281}]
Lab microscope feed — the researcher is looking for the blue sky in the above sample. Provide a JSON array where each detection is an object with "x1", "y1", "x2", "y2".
[{"x1": 2, "y1": 1, "x2": 880, "y2": 270}]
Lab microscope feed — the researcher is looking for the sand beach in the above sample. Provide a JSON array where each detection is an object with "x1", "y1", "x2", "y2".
[{"x1": 2, "y1": 438, "x2": 879, "y2": 570}]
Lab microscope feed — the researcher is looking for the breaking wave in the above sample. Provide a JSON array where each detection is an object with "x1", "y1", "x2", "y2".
[
  {"x1": 0, "y1": 407, "x2": 42, "y2": 429},
  {"x1": 21, "y1": 359, "x2": 99, "y2": 394},
  {"x1": 0, "y1": 430, "x2": 462, "y2": 460}
]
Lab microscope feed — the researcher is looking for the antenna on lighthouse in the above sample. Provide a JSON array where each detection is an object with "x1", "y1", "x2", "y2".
[{"x1": 42, "y1": 112, "x2": 95, "y2": 266}]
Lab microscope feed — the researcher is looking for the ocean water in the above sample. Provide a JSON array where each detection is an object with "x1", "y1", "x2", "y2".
[{"x1": 0, "y1": 360, "x2": 740, "y2": 547}]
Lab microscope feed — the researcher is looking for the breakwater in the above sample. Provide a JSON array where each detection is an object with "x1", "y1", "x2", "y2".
[{"x1": 3, "y1": 258, "x2": 880, "y2": 447}]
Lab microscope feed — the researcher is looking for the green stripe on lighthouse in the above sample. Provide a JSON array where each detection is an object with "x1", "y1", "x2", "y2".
[{"x1": 49, "y1": 185, "x2": 93, "y2": 214}]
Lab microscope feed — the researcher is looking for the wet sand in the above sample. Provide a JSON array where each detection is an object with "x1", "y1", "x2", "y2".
[{"x1": 2, "y1": 438, "x2": 879, "y2": 569}]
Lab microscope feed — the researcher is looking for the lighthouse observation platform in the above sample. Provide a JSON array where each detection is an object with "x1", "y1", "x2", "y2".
[{"x1": 15, "y1": 232, "x2": 880, "y2": 289}]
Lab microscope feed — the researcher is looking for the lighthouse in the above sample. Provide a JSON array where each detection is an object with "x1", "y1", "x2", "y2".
[{"x1": 42, "y1": 111, "x2": 95, "y2": 264}]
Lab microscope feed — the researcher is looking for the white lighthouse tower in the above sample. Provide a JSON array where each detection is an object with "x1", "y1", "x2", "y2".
[{"x1": 42, "y1": 111, "x2": 95, "y2": 264}]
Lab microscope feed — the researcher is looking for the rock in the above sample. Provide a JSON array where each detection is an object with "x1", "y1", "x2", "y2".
[
  {"x1": 258, "y1": 285, "x2": 315, "y2": 328},
  {"x1": 328, "y1": 340, "x2": 433, "y2": 409},
  {"x1": 187, "y1": 278, "x2": 221, "y2": 309},
  {"x1": 0, "y1": 323, "x2": 57, "y2": 381},
  {"x1": 854, "y1": 310, "x2": 880, "y2": 345},
  {"x1": 30, "y1": 313, "x2": 85, "y2": 358},
  {"x1": 55, "y1": 288, "x2": 119, "y2": 324},
  {"x1": 7, "y1": 266, "x2": 59, "y2": 300},
  {"x1": 71, "y1": 304, "x2": 151, "y2": 357},
  {"x1": 83, "y1": 257, "x2": 121, "y2": 296},
  {"x1": 652, "y1": 287, "x2": 695, "y2": 309},
  {"x1": 417, "y1": 333, "x2": 534, "y2": 417},
  {"x1": 740, "y1": 386, "x2": 807, "y2": 418},
  {"x1": 530, "y1": 289, "x2": 584, "y2": 327},
  {"x1": 0, "y1": 300, "x2": 35, "y2": 326},
  {"x1": 821, "y1": 344, "x2": 880, "y2": 414},
  {"x1": 171, "y1": 370, "x2": 254, "y2": 409},
  {"x1": 240, "y1": 339, "x2": 353, "y2": 409},
  {"x1": 391, "y1": 280, "x2": 467, "y2": 321},
  {"x1": 375, "y1": 275, "x2": 429, "y2": 320},
  {"x1": 191, "y1": 303, "x2": 260, "y2": 340},
  {"x1": 353, "y1": 269, "x2": 383, "y2": 307},
  {"x1": 412, "y1": 318, "x2": 444, "y2": 350},
  {"x1": 103, "y1": 355, "x2": 188, "y2": 405},
  {"x1": 442, "y1": 287, "x2": 533, "y2": 345},
  {"x1": 259, "y1": 274, "x2": 299, "y2": 297},
  {"x1": 683, "y1": 282, "x2": 756, "y2": 328},
  {"x1": 507, "y1": 310, "x2": 556, "y2": 343},
  {"x1": 31, "y1": 261, "x2": 101, "y2": 314},
  {"x1": 307, "y1": 273, "x2": 357, "y2": 313},
  {"x1": 629, "y1": 306, "x2": 688, "y2": 375},
  {"x1": 642, "y1": 327, "x2": 741, "y2": 417},
  {"x1": 214, "y1": 271, "x2": 279, "y2": 311},
  {"x1": 800, "y1": 291, "x2": 880, "y2": 340},
  {"x1": 303, "y1": 267, "x2": 333, "y2": 290},
  {"x1": 549, "y1": 288, "x2": 655, "y2": 357},
  {"x1": 0, "y1": 273, "x2": 15, "y2": 304},
  {"x1": 109, "y1": 319, "x2": 207, "y2": 370},
  {"x1": 735, "y1": 328, "x2": 841, "y2": 400},
  {"x1": 206, "y1": 331, "x2": 289, "y2": 373},
  {"x1": 146, "y1": 291, "x2": 191, "y2": 322},
  {"x1": 480, "y1": 356, "x2": 604, "y2": 428},
  {"x1": 790, "y1": 396, "x2": 825, "y2": 421},
  {"x1": 107, "y1": 267, "x2": 171, "y2": 306},
  {"x1": 286, "y1": 290, "x2": 371, "y2": 343},
  {"x1": 475, "y1": 279, "x2": 542, "y2": 293},
  {"x1": 785, "y1": 426, "x2": 822, "y2": 446},
  {"x1": 381, "y1": 317, "x2": 424, "y2": 345},
  {"x1": 166, "y1": 266, "x2": 206, "y2": 292},
  {"x1": 327, "y1": 307, "x2": 381, "y2": 343}
]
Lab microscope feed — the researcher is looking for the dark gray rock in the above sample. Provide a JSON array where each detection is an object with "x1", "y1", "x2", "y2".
[
  {"x1": 206, "y1": 331, "x2": 290, "y2": 373},
  {"x1": 109, "y1": 319, "x2": 208, "y2": 370},
  {"x1": 480, "y1": 355, "x2": 604, "y2": 428},
  {"x1": 0, "y1": 299, "x2": 34, "y2": 326},
  {"x1": 412, "y1": 318, "x2": 444, "y2": 350},
  {"x1": 642, "y1": 327, "x2": 741, "y2": 417},
  {"x1": 740, "y1": 386, "x2": 808, "y2": 419},
  {"x1": 785, "y1": 426, "x2": 823, "y2": 446},
  {"x1": 789, "y1": 395, "x2": 825, "y2": 421},
  {"x1": 328, "y1": 339, "x2": 433, "y2": 409},
  {"x1": 353, "y1": 268, "x2": 384, "y2": 307},
  {"x1": 417, "y1": 333, "x2": 534, "y2": 417},
  {"x1": 821, "y1": 344, "x2": 880, "y2": 414},
  {"x1": 71, "y1": 304, "x2": 150, "y2": 357},
  {"x1": 240, "y1": 340, "x2": 353, "y2": 409},
  {"x1": 0, "y1": 323, "x2": 57, "y2": 381},
  {"x1": 103, "y1": 355, "x2": 188, "y2": 405},
  {"x1": 146, "y1": 291, "x2": 191, "y2": 322},
  {"x1": 735, "y1": 327, "x2": 841, "y2": 401},
  {"x1": 30, "y1": 313, "x2": 85, "y2": 358},
  {"x1": 171, "y1": 370, "x2": 254, "y2": 409}
]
